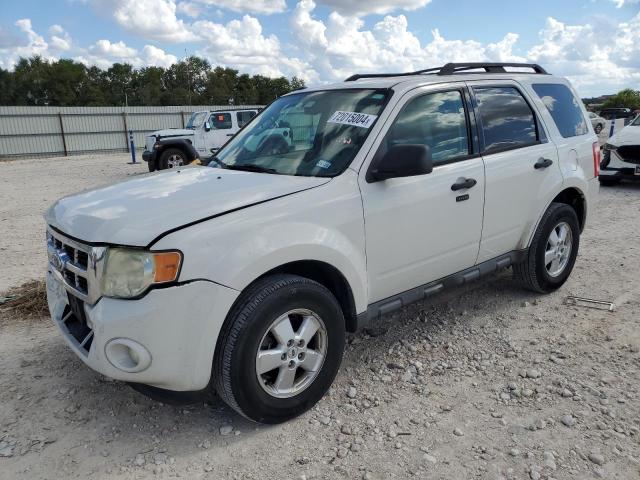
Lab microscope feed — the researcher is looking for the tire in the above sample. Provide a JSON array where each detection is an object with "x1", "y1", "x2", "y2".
[
  {"x1": 594, "y1": 123, "x2": 603, "y2": 134},
  {"x1": 158, "y1": 148, "x2": 187, "y2": 170},
  {"x1": 599, "y1": 177, "x2": 619, "y2": 187},
  {"x1": 513, "y1": 202, "x2": 580, "y2": 293},
  {"x1": 213, "y1": 274, "x2": 345, "y2": 424},
  {"x1": 147, "y1": 159, "x2": 157, "y2": 172}
]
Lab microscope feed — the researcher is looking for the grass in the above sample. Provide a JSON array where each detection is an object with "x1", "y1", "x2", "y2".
[{"x1": 0, "y1": 279, "x2": 49, "y2": 319}]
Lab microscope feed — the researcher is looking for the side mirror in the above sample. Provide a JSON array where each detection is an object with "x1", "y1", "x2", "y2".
[
  {"x1": 368, "y1": 144, "x2": 433, "y2": 182},
  {"x1": 204, "y1": 122, "x2": 211, "y2": 132}
]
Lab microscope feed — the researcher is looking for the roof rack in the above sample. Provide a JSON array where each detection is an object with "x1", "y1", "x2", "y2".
[{"x1": 344, "y1": 62, "x2": 549, "y2": 82}]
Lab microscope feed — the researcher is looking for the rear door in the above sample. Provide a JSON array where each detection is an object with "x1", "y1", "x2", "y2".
[{"x1": 467, "y1": 81, "x2": 562, "y2": 263}]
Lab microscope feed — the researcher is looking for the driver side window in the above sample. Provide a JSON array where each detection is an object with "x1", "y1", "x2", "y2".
[
  {"x1": 386, "y1": 90, "x2": 470, "y2": 165},
  {"x1": 210, "y1": 112, "x2": 232, "y2": 130}
]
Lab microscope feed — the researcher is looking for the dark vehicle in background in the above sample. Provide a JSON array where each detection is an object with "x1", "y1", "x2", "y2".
[{"x1": 598, "y1": 108, "x2": 634, "y2": 120}]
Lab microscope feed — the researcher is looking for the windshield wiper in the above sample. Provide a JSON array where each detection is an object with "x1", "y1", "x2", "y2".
[{"x1": 224, "y1": 164, "x2": 278, "y2": 174}]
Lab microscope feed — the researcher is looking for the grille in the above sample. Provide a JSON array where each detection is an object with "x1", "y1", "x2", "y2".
[
  {"x1": 616, "y1": 145, "x2": 640, "y2": 165},
  {"x1": 60, "y1": 299, "x2": 94, "y2": 354},
  {"x1": 47, "y1": 228, "x2": 95, "y2": 303}
]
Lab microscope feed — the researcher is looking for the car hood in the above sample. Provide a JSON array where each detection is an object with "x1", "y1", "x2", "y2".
[
  {"x1": 45, "y1": 167, "x2": 330, "y2": 247},
  {"x1": 148, "y1": 129, "x2": 194, "y2": 139},
  {"x1": 609, "y1": 125, "x2": 639, "y2": 147}
]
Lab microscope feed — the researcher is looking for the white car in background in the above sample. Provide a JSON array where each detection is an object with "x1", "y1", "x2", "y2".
[
  {"x1": 142, "y1": 109, "x2": 260, "y2": 171},
  {"x1": 599, "y1": 115, "x2": 640, "y2": 185},
  {"x1": 588, "y1": 112, "x2": 606, "y2": 134}
]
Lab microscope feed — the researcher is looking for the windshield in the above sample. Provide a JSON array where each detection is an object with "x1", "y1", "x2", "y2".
[
  {"x1": 212, "y1": 89, "x2": 390, "y2": 177},
  {"x1": 186, "y1": 111, "x2": 208, "y2": 129}
]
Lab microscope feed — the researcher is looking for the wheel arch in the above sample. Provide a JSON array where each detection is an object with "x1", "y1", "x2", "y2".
[
  {"x1": 525, "y1": 185, "x2": 587, "y2": 248},
  {"x1": 156, "y1": 139, "x2": 199, "y2": 163},
  {"x1": 245, "y1": 260, "x2": 359, "y2": 333}
]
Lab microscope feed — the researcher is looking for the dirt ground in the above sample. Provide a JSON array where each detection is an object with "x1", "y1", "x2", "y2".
[{"x1": 0, "y1": 154, "x2": 639, "y2": 480}]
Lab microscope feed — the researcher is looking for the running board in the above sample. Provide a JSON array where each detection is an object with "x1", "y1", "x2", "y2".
[{"x1": 355, "y1": 250, "x2": 527, "y2": 330}]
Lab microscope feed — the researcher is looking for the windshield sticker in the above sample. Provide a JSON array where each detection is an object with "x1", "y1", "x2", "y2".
[
  {"x1": 316, "y1": 160, "x2": 331, "y2": 169},
  {"x1": 327, "y1": 111, "x2": 378, "y2": 129}
]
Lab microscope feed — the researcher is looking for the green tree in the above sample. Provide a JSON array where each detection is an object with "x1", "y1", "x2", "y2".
[
  {"x1": 0, "y1": 55, "x2": 307, "y2": 107},
  {"x1": 602, "y1": 89, "x2": 640, "y2": 109}
]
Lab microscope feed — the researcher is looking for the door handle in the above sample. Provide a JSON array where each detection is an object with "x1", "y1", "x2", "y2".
[
  {"x1": 226, "y1": 133, "x2": 234, "y2": 137},
  {"x1": 451, "y1": 177, "x2": 477, "y2": 191},
  {"x1": 534, "y1": 158, "x2": 553, "y2": 169}
]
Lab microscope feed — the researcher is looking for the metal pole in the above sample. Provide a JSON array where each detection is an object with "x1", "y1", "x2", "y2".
[
  {"x1": 608, "y1": 114, "x2": 616, "y2": 138},
  {"x1": 122, "y1": 112, "x2": 130, "y2": 153},
  {"x1": 181, "y1": 111, "x2": 185, "y2": 128},
  {"x1": 58, "y1": 112, "x2": 68, "y2": 156},
  {"x1": 127, "y1": 130, "x2": 137, "y2": 164}
]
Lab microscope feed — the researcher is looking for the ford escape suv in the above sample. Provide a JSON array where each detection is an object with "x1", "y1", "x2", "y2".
[{"x1": 45, "y1": 63, "x2": 599, "y2": 424}]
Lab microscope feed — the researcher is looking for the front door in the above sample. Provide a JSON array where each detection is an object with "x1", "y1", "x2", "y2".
[
  {"x1": 205, "y1": 111, "x2": 235, "y2": 155},
  {"x1": 360, "y1": 87, "x2": 486, "y2": 303}
]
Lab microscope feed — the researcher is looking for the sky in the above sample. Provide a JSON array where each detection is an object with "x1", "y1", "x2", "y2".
[{"x1": 0, "y1": 0, "x2": 639, "y2": 97}]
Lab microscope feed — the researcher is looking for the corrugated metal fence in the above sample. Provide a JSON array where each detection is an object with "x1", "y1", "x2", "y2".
[{"x1": 0, "y1": 105, "x2": 262, "y2": 159}]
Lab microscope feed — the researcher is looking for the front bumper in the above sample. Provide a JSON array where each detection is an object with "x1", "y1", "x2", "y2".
[
  {"x1": 142, "y1": 150, "x2": 155, "y2": 163},
  {"x1": 46, "y1": 269, "x2": 239, "y2": 391},
  {"x1": 600, "y1": 148, "x2": 640, "y2": 181}
]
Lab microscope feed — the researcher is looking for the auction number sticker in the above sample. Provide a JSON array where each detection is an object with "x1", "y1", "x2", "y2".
[{"x1": 327, "y1": 111, "x2": 378, "y2": 129}]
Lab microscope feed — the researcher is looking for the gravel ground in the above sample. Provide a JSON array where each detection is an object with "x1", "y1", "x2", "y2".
[{"x1": 1, "y1": 154, "x2": 639, "y2": 480}]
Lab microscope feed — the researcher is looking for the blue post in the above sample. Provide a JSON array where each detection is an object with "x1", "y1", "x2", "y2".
[
  {"x1": 128, "y1": 130, "x2": 137, "y2": 164},
  {"x1": 608, "y1": 114, "x2": 616, "y2": 138}
]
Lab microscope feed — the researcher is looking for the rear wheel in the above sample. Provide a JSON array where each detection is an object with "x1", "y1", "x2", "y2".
[
  {"x1": 514, "y1": 202, "x2": 580, "y2": 293},
  {"x1": 213, "y1": 274, "x2": 345, "y2": 424},
  {"x1": 159, "y1": 148, "x2": 187, "y2": 170}
]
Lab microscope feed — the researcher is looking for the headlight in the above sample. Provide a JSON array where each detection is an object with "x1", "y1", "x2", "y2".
[{"x1": 101, "y1": 248, "x2": 182, "y2": 298}]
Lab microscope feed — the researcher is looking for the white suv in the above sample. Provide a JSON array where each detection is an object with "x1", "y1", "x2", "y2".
[
  {"x1": 142, "y1": 108, "x2": 260, "y2": 171},
  {"x1": 45, "y1": 63, "x2": 599, "y2": 424}
]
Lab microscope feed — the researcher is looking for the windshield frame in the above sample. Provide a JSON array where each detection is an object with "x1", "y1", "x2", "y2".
[
  {"x1": 631, "y1": 115, "x2": 640, "y2": 126},
  {"x1": 186, "y1": 111, "x2": 208, "y2": 129},
  {"x1": 211, "y1": 88, "x2": 393, "y2": 178}
]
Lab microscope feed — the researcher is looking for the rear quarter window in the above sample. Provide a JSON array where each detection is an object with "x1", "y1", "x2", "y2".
[{"x1": 532, "y1": 84, "x2": 588, "y2": 138}]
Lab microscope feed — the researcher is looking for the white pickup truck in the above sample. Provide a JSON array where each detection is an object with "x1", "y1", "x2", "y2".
[
  {"x1": 46, "y1": 62, "x2": 599, "y2": 424},
  {"x1": 142, "y1": 109, "x2": 259, "y2": 171}
]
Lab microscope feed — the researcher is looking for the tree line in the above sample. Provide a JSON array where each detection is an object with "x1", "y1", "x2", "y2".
[{"x1": 0, "y1": 55, "x2": 306, "y2": 107}]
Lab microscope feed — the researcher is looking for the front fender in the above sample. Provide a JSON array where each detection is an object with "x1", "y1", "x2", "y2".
[
  {"x1": 156, "y1": 138, "x2": 199, "y2": 161},
  {"x1": 153, "y1": 172, "x2": 369, "y2": 313}
]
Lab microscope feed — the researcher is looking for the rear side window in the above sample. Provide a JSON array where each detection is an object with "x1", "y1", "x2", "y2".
[
  {"x1": 237, "y1": 110, "x2": 256, "y2": 128},
  {"x1": 474, "y1": 87, "x2": 537, "y2": 153},
  {"x1": 532, "y1": 83, "x2": 588, "y2": 138},
  {"x1": 210, "y1": 112, "x2": 232, "y2": 129},
  {"x1": 385, "y1": 90, "x2": 470, "y2": 165}
]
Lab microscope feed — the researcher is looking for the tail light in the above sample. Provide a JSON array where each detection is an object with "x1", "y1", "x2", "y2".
[{"x1": 592, "y1": 142, "x2": 600, "y2": 177}]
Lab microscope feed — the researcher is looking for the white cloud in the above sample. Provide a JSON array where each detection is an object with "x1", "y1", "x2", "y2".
[
  {"x1": 609, "y1": 0, "x2": 639, "y2": 7},
  {"x1": 527, "y1": 15, "x2": 640, "y2": 93},
  {"x1": 0, "y1": 19, "x2": 51, "y2": 69},
  {"x1": 142, "y1": 44, "x2": 178, "y2": 67},
  {"x1": 176, "y1": 1, "x2": 202, "y2": 17},
  {"x1": 317, "y1": 0, "x2": 432, "y2": 16},
  {"x1": 194, "y1": 14, "x2": 315, "y2": 81},
  {"x1": 92, "y1": 0, "x2": 197, "y2": 42},
  {"x1": 194, "y1": 0, "x2": 286, "y2": 15},
  {"x1": 49, "y1": 25, "x2": 72, "y2": 51}
]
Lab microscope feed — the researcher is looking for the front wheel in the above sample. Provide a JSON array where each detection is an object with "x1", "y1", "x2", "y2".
[
  {"x1": 213, "y1": 274, "x2": 345, "y2": 424},
  {"x1": 513, "y1": 202, "x2": 580, "y2": 293},
  {"x1": 599, "y1": 177, "x2": 619, "y2": 187},
  {"x1": 158, "y1": 148, "x2": 187, "y2": 170}
]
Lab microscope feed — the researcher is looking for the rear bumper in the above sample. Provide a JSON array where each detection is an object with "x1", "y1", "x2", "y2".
[{"x1": 47, "y1": 269, "x2": 239, "y2": 391}]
